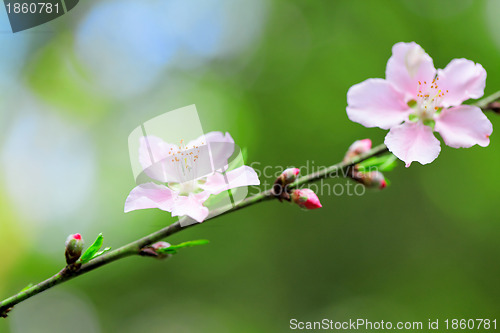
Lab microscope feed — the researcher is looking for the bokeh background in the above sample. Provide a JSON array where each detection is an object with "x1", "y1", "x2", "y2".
[{"x1": 1, "y1": 0, "x2": 500, "y2": 332}]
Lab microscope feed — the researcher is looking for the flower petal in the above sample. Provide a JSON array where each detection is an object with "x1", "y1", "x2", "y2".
[
  {"x1": 436, "y1": 58, "x2": 486, "y2": 107},
  {"x1": 188, "y1": 131, "x2": 235, "y2": 171},
  {"x1": 384, "y1": 122, "x2": 441, "y2": 167},
  {"x1": 435, "y1": 105, "x2": 492, "y2": 148},
  {"x1": 386, "y1": 42, "x2": 436, "y2": 100},
  {"x1": 170, "y1": 194, "x2": 210, "y2": 222},
  {"x1": 200, "y1": 166, "x2": 260, "y2": 195},
  {"x1": 346, "y1": 78, "x2": 411, "y2": 130},
  {"x1": 138, "y1": 136, "x2": 182, "y2": 183},
  {"x1": 124, "y1": 182, "x2": 177, "y2": 212}
]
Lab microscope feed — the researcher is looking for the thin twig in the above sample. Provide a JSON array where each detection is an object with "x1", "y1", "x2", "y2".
[
  {"x1": 1, "y1": 91, "x2": 498, "y2": 317},
  {"x1": 475, "y1": 90, "x2": 500, "y2": 110},
  {"x1": 0, "y1": 144, "x2": 386, "y2": 316}
]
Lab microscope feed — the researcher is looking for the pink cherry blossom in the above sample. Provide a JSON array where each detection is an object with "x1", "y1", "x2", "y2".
[
  {"x1": 125, "y1": 132, "x2": 260, "y2": 222},
  {"x1": 347, "y1": 42, "x2": 493, "y2": 167}
]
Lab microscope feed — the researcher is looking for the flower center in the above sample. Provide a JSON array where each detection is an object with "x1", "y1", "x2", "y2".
[
  {"x1": 174, "y1": 180, "x2": 200, "y2": 196},
  {"x1": 168, "y1": 139, "x2": 202, "y2": 170},
  {"x1": 163, "y1": 138, "x2": 206, "y2": 183},
  {"x1": 165, "y1": 138, "x2": 208, "y2": 195},
  {"x1": 409, "y1": 78, "x2": 448, "y2": 125}
]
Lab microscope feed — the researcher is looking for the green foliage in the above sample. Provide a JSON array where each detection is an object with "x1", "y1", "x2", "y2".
[
  {"x1": 157, "y1": 240, "x2": 210, "y2": 255},
  {"x1": 78, "y1": 233, "x2": 110, "y2": 264},
  {"x1": 357, "y1": 154, "x2": 399, "y2": 172}
]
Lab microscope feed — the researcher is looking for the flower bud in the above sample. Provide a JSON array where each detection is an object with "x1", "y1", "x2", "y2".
[
  {"x1": 280, "y1": 168, "x2": 300, "y2": 184},
  {"x1": 151, "y1": 241, "x2": 171, "y2": 251},
  {"x1": 291, "y1": 189, "x2": 322, "y2": 210},
  {"x1": 351, "y1": 170, "x2": 387, "y2": 189},
  {"x1": 139, "y1": 241, "x2": 172, "y2": 259},
  {"x1": 272, "y1": 168, "x2": 300, "y2": 199},
  {"x1": 65, "y1": 233, "x2": 84, "y2": 265},
  {"x1": 344, "y1": 139, "x2": 372, "y2": 162}
]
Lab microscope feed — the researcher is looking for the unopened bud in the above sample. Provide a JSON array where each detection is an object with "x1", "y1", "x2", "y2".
[
  {"x1": 352, "y1": 170, "x2": 387, "y2": 189},
  {"x1": 280, "y1": 168, "x2": 300, "y2": 184},
  {"x1": 65, "y1": 233, "x2": 84, "y2": 265},
  {"x1": 291, "y1": 189, "x2": 322, "y2": 210},
  {"x1": 273, "y1": 168, "x2": 300, "y2": 199},
  {"x1": 151, "y1": 241, "x2": 171, "y2": 251},
  {"x1": 344, "y1": 139, "x2": 372, "y2": 162},
  {"x1": 139, "y1": 241, "x2": 172, "y2": 259}
]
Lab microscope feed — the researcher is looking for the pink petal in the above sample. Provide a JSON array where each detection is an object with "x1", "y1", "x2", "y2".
[
  {"x1": 170, "y1": 194, "x2": 210, "y2": 222},
  {"x1": 385, "y1": 42, "x2": 436, "y2": 100},
  {"x1": 384, "y1": 122, "x2": 441, "y2": 167},
  {"x1": 436, "y1": 58, "x2": 486, "y2": 107},
  {"x1": 200, "y1": 166, "x2": 260, "y2": 195},
  {"x1": 188, "y1": 131, "x2": 235, "y2": 171},
  {"x1": 346, "y1": 78, "x2": 411, "y2": 130},
  {"x1": 435, "y1": 105, "x2": 493, "y2": 148},
  {"x1": 124, "y1": 182, "x2": 177, "y2": 213},
  {"x1": 138, "y1": 136, "x2": 182, "y2": 183}
]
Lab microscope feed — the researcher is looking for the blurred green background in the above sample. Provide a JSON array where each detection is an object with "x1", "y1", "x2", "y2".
[{"x1": 1, "y1": 0, "x2": 500, "y2": 332}]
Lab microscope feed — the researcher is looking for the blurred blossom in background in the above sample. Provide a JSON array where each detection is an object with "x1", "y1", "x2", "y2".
[{"x1": 1, "y1": 1, "x2": 500, "y2": 332}]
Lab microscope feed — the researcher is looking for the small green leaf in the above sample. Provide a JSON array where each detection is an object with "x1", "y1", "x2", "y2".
[
  {"x1": 408, "y1": 113, "x2": 418, "y2": 122},
  {"x1": 90, "y1": 247, "x2": 111, "y2": 260},
  {"x1": 357, "y1": 154, "x2": 398, "y2": 172},
  {"x1": 79, "y1": 233, "x2": 104, "y2": 264},
  {"x1": 157, "y1": 239, "x2": 210, "y2": 255},
  {"x1": 378, "y1": 154, "x2": 398, "y2": 172}
]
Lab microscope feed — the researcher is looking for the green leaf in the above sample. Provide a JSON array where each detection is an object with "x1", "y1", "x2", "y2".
[
  {"x1": 157, "y1": 239, "x2": 210, "y2": 255},
  {"x1": 378, "y1": 154, "x2": 398, "y2": 172},
  {"x1": 79, "y1": 233, "x2": 104, "y2": 264},
  {"x1": 357, "y1": 154, "x2": 398, "y2": 172},
  {"x1": 90, "y1": 247, "x2": 111, "y2": 260}
]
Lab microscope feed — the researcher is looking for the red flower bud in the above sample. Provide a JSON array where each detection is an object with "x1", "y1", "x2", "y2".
[
  {"x1": 344, "y1": 139, "x2": 372, "y2": 162},
  {"x1": 352, "y1": 170, "x2": 387, "y2": 189},
  {"x1": 291, "y1": 189, "x2": 322, "y2": 210},
  {"x1": 65, "y1": 233, "x2": 84, "y2": 265}
]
